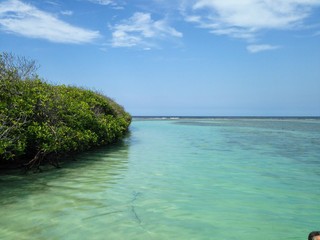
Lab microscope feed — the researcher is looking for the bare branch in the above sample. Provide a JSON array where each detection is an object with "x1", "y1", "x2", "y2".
[{"x1": 1, "y1": 52, "x2": 40, "y2": 80}]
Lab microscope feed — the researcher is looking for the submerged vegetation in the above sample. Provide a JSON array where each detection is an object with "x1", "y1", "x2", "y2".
[{"x1": 0, "y1": 52, "x2": 131, "y2": 170}]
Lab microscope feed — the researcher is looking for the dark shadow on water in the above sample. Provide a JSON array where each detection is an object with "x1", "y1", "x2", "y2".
[{"x1": 0, "y1": 133, "x2": 132, "y2": 205}]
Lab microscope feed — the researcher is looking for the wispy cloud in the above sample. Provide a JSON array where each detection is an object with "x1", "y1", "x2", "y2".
[
  {"x1": 110, "y1": 12, "x2": 182, "y2": 48},
  {"x1": 87, "y1": 0, "x2": 125, "y2": 10},
  {"x1": 45, "y1": 1, "x2": 60, "y2": 7},
  {"x1": 60, "y1": 10, "x2": 73, "y2": 16},
  {"x1": 182, "y1": 0, "x2": 320, "y2": 40},
  {"x1": 88, "y1": 0, "x2": 114, "y2": 5},
  {"x1": 0, "y1": 0, "x2": 100, "y2": 44},
  {"x1": 247, "y1": 44, "x2": 281, "y2": 53}
]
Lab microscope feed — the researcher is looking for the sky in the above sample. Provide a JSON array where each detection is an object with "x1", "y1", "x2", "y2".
[{"x1": 0, "y1": 0, "x2": 319, "y2": 116}]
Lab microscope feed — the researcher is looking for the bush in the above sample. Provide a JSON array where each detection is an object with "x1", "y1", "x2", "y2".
[{"x1": 0, "y1": 53, "x2": 131, "y2": 169}]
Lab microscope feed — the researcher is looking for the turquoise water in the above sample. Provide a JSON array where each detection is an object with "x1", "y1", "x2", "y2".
[{"x1": 0, "y1": 118, "x2": 319, "y2": 239}]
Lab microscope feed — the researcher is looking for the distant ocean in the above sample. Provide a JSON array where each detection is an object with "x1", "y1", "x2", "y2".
[{"x1": 1, "y1": 117, "x2": 319, "y2": 239}]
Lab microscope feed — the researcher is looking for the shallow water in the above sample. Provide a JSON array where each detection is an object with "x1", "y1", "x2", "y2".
[{"x1": 0, "y1": 118, "x2": 319, "y2": 240}]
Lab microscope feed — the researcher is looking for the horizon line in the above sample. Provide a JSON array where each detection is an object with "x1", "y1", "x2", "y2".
[{"x1": 132, "y1": 116, "x2": 320, "y2": 118}]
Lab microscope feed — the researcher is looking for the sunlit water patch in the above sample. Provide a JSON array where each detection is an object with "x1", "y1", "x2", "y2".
[{"x1": 0, "y1": 118, "x2": 319, "y2": 239}]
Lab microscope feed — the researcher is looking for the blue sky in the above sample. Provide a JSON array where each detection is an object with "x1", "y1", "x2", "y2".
[{"x1": 0, "y1": 0, "x2": 319, "y2": 116}]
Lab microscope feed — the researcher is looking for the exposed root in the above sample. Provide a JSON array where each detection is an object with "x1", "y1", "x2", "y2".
[
  {"x1": 48, "y1": 154, "x2": 61, "y2": 168},
  {"x1": 24, "y1": 150, "x2": 44, "y2": 171},
  {"x1": 23, "y1": 150, "x2": 63, "y2": 171}
]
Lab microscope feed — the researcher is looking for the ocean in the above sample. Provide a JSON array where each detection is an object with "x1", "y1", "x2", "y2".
[{"x1": 0, "y1": 117, "x2": 319, "y2": 239}]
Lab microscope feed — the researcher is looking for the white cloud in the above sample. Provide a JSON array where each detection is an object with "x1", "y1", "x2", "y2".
[
  {"x1": 60, "y1": 10, "x2": 73, "y2": 16},
  {"x1": 182, "y1": 0, "x2": 320, "y2": 40},
  {"x1": 110, "y1": 12, "x2": 182, "y2": 48},
  {"x1": 0, "y1": 0, "x2": 100, "y2": 44},
  {"x1": 87, "y1": 0, "x2": 124, "y2": 9},
  {"x1": 45, "y1": 1, "x2": 60, "y2": 6},
  {"x1": 247, "y1": 44, "x2": 281, "y2": 53},
  {"x1": 112, "y1": 6, "x2": 124, "y2": 10},
  {"x1": 88, "y1": 0, "x2": 114, "y2": 6}
]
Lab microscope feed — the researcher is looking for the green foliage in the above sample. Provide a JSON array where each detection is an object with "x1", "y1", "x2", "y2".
[{"x1": 0, "y1": 53, "x2": 131, "y2": 167}]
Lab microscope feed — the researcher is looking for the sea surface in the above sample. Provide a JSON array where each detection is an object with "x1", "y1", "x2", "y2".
[{"x1": 0, "y1": 117, "x2": 319, "y2": 240}]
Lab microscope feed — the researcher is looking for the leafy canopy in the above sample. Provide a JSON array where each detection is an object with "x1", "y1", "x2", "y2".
[{"x1": 0, "y1": 53, "x2": 131, "y2": 168}]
